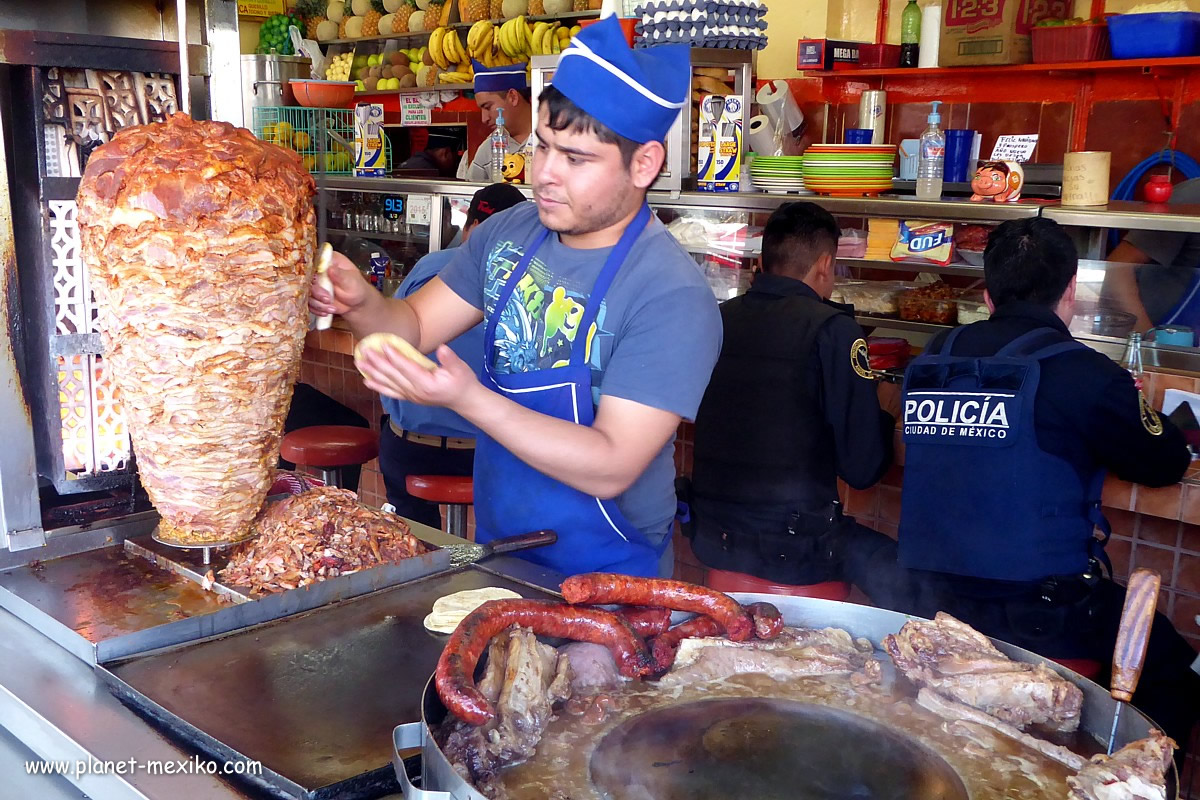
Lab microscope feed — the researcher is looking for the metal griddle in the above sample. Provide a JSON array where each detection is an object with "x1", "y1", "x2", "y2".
[
  {"x1": 590, "y1": 698, "x2": 968, "y2": 800},
  {"x1": 0, "y1": 513, "x2": 456, "y2": 664},
  {"x1": 99, "y1": 565, "x2": 558, "y2": 800}
]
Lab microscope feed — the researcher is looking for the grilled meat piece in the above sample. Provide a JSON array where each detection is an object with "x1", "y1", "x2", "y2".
[
  {"x1": 217, "y1": 487, "x2": 426, "y2": 594},
  {"x1": 439, "y1": 627, "x2": 573, "y2": 799},
  {"x1": 885, "y1": 612, "x2": 1083, "y2": 732},
  {"x1": 1067, "y1": 730, "x2": 1175, "y2": 800},
  {"x1": 659, "y1": 625, "x2": 879, "y2": 687},
  {"x1": 558, "y1": 642, "x2": 623, "y2": 692},
  {"x1": 77, "y1": 114, "x2": 315, "y2": 545},
  {"x1": 916, "y1": 688, "x2": 1085, "y2": 771}
]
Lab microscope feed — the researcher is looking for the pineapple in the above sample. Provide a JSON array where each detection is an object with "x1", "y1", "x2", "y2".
[
  {"x1": 361, "y1": 0, "x2": 384, "y2": 34},
  {"x1": 394, "y1": 0, "x2": 417, "y2": 30},
  {"x1": 424, "y1": 2, "x2": 443, "y2": 28},
  {"x1": 460, "y1": 0, "x2": 489, "y2": 23},
  {"x1": 490, "y1": 0, "x2": 503, "y2": 18},
  {"x1": 528, "y1": 0, "x2": 544, "y2": 14},
  {"x1": 296, "y1": 0, "x2": 328, "y2": 38},
  {"x1": 572, "y1": 0, "x2": 587, "y2": 8},
  {"x1": 339, "y1": 16, "x2": 350, "y2": 37}
]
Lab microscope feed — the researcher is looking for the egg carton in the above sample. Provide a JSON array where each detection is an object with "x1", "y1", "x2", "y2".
[{"x1": 633, "y1": 0, "x2": 767, "y2": 49}]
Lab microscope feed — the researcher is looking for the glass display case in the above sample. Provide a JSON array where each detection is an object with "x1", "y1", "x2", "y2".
[{"x1": 321, "y1": 177, "x2": 1200, "y2": 377}]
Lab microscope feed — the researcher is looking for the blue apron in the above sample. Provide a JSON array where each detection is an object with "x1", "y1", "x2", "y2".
[
  {"x1": 898, "y1": 327, "x2": 1109, "y2": 582},
  {"x1": 472, "y1": 204, "x2": 663, "y2": 577},
  {"x1": 1160, "y1": 271, "x2": 1200, "y2": 329}
]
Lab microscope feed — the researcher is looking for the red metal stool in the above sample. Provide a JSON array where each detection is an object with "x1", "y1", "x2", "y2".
[
  {"x1": 1049, "y1": 657, "x2": 1103, "y2": 680},
  {"x1": 279, "y1": 426, "x2": 378, "y2": 490},
  {"x1": 406, "y1": 475, "x2": 474, "y2": 537},
  {"x1": 704, "y1": 567, "x2": 853, "y2": 601}
]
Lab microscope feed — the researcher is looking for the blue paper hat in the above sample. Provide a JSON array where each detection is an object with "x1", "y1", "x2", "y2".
[
  {"x1": 471, "y1": 60, "x2": 528, "y2": 94},
  {"x1": 553, "y1": 17, "x2": 688, "y2": 144}
]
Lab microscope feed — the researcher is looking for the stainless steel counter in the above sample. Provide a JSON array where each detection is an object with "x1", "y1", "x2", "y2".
[{"x1": 0, "y1": 547, "x2": 561, "y2": 800}]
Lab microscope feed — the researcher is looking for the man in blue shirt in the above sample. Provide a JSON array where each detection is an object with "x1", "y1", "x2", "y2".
[{"x1": 379, "y1": 182, "x2": 527, "y2": 528}]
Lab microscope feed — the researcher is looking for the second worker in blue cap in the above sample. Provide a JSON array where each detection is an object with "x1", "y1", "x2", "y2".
[
  {"x1": 313, "y1": 18, "x2": 723, "y2": 578},
  {"x1": 457, "y1": 61, "x2": 534, "y2": 183}
]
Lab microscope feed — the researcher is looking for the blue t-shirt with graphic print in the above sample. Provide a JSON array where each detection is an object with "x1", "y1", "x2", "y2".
[{"x1": 438, "y1": 202, "x2": 722, "y2": 549}]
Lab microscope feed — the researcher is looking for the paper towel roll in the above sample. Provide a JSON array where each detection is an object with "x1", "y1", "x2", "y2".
[
  {"x1": 919, "y1": 5, "x2": 941, "y2": 68},
  {"x1": 755, "y1": 80, "x2": 804, "y2": 137},
  {"x1": 1062, "y1": 151, "x2": 1111, "y2": 207},
  {"x1": 747, "y1": 115, "x2": 782, "y2": 157}
]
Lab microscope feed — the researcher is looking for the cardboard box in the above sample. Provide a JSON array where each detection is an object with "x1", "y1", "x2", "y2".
[
  {"x1": 939, "y1": 0, "x2": 1071, "y2": 67},
  {"x1": 697, "y1": 93, "x2": 743, "y2": 193},
  {"x1": 797, "y1": 39, "x2": 863, "y2": 71}
]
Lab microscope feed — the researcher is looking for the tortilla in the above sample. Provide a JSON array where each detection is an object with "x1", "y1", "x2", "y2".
[
  {"x1": 354, "y1": 331, "x2": 437, "y2": 371},
  {"x1": 423, "y1": 587, "x2": 522, "y2": 634}
]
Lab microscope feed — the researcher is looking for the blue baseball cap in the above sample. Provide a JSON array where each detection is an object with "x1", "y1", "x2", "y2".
[
  {"x1": 552, "y1": 17, "x2": 689, "y2": 144},
  {"x1": 471, "y1": 60, "x2": 528, "y2": 94}
]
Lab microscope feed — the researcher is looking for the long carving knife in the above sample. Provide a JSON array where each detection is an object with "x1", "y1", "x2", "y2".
[
  {"x1": 313, "y1": 111, "x2": 333, "y2": 330},
  {"x1": 1106, "y1": 568, "x2": 1160, "y2": 755}
]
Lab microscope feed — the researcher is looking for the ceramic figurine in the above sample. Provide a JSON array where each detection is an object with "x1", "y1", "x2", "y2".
[{"x1": 970, "y1": 161, "x2": 1024, "y2": 203}]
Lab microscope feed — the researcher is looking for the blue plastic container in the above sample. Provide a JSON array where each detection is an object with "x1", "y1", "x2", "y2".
[{"x1": 1108, "y1": 12, "x2": 1200, "y2": 59}]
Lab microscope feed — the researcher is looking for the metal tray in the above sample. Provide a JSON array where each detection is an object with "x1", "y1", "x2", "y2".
[
  {"x1": 99, "y1": 565, "x2": 559, "y2": 800},
  {"x1": 0, "y1": 513, "x2": 455, "y2": 664}
]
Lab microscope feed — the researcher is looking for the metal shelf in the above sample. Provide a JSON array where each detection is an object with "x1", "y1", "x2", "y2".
[
  {"x1": 323, "y1": 11, "x2": 599, "y2": 47},
  {"x1": 1044, "y1": 201, "x2": 1200, "y2": 233},
  {"x1": 355, "y1": 83, "x2": 473, "y2": 96},
  {"x1": 838, "y1": 257, "x2": 985, "y2": 278},
  {"x1": 327, "y1": 227, "x2": 429, "y2": 242},
  {"x1": 854, "y1": 316, "x2": 950, "y2": 335}
]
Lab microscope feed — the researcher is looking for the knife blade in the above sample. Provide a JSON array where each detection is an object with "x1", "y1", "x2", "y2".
[{"x1": 1106, "y1": 568, "x2": 1160, "y2": 754}]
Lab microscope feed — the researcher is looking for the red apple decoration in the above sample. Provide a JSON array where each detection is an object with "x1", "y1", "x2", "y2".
[{"x1": 1145, "y1": 174, "x2": 1173, "y2": 204}]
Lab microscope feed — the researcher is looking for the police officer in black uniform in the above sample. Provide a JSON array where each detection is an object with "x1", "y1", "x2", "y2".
[
  {"x1": 845, "y1": 216, "x2": 1200, "y2": 750},
  {"x1": 688, "y1": 201, "x2": 897, "y2": 586}
]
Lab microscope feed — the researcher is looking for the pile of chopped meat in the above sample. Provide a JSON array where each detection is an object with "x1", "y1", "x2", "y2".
[
  {"x1": 218, "y1": 487, "x2": 427, "y2": 594},
  {"x1": 1068, "y1": 730, "x2": 1176, "y2": 800},
  {"x1": 885, "y1": 611, "x2": 1083, "y2": 732},
  {"x1": 77, "y1": 114, "x2": 316, "y2": 546}
]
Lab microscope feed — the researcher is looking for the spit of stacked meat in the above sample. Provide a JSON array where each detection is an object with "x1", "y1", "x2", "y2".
[{"x1": 77, "y1": 114, "x2": 316, "y2": 545}]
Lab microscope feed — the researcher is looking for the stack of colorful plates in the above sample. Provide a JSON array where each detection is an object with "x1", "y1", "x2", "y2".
[
  {"x1": 748, "y1": 155, "x2": 810, "y2": 194},
  {"x1": 802, "y1": 144, "x2": 896, "y2": 196}
]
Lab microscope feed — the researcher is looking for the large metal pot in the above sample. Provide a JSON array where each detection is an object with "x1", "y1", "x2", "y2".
[
  {"x1": 240, "y1": 54, "x2": 312, "y2": 125},
  {"x1": 391, "y1": 593, "x2": 1177, "y2": 799}
]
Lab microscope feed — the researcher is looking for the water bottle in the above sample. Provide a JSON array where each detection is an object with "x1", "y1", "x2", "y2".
[
  {"x1": 900, "y1": 0, "x2": 921, "y2": 68},
  {"x1": 489, "y1": 108, "x2": 508, "y2": 183},
  {"x1": 916, "y1": 101, "x2": 945, "y2": 201}
]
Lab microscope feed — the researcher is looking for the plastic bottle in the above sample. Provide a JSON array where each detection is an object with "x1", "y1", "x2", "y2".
[
  {"x1": 916, "y1": 101, "x2": 945, "y2": 201},
  {"x1": 900, "y1": 0, "x2": 921, "y2": 68},
  {"x1": 490, "y1": 108, "x2": 508, "y2": 183}
]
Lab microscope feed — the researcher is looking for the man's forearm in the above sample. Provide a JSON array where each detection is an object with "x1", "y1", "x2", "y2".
[
  {"x1": 343, "y1": 292, "x2": 421, "y2": 345},
  {"x1": 454, "y1": 384, "x2": 642, "y2": 499}
]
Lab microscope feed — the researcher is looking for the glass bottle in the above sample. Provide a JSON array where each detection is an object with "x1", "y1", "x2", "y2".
[
  {"x1": 1122, "y1": 331, "x2": 1145, "y2": 392},
  {"x1": 900, "y1": 0, "x2": 921, "y2": 68}
]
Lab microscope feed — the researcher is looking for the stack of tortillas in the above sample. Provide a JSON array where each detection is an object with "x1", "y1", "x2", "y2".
[{"x1": 423, "y1": 587, "x2": 521, "y2": 634}]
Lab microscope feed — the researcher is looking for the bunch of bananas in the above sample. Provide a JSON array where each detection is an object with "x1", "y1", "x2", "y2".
[
  {"x1": 497, "y1": 15, "x2": 531, "y2": 60},
  {"x1": 429, "y1": 26, "x2": 469, "y2": 71}
]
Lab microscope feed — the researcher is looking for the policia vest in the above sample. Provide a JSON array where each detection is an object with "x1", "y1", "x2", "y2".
[
  {"x1": 688, "y1": 291, "x2": 848, "y2": 583},
  {"x1": 898, "y1": 326, "x2": 1110, "y2": 582},
  {"x1": 692, "y1": 292, "x2": 842, "y2": 509}
]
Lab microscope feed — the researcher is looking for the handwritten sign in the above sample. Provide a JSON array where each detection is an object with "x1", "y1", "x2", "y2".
[
  {"x1": 1061, "y1": 151, "x2": 1111, "y2": 207},
  {"x1": 990, "y1": 135, "x2": 1039, "y2": 163},
  {"x1": 406, "y1": 194, "x2": 433, "y2": 227},
  {"x1": 400, "y1": 94, "x2": 431, "y2": 127},
  {"x1": 237, "y1": 0, "x2": 285, "y2": 17}
]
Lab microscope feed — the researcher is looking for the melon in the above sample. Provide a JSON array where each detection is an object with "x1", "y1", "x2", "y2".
[
  {"x1": 327, "y1": 0, "x2": 345, "y2": 21},
  {"x1": 543, "y1": 0, "x2": 571, "y2": 12},
  {"x1": 384, "y1": 0, "x2": 404, "y2": 9},
  {"x1": 316, "y1": 19, "x2": 340, "y2": 39},
  {"x1": 351, "y1": 0, "x2": 372, "y2": 14},
  {"x1": 415, "y1": 0, "x2": 431, "y2": 8},
  {"x1": 409, "y1": 9, "x2": 426, "y2": 27},
  {"x1": 345, "y1": 15, "x2": 365, "y2": 36},
  {"x1": 502, "y1": 0, "x2": 527, "y2": 16},
  {"x1": 378, "y1": 12, "x2": 395, "y2": 32}
]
